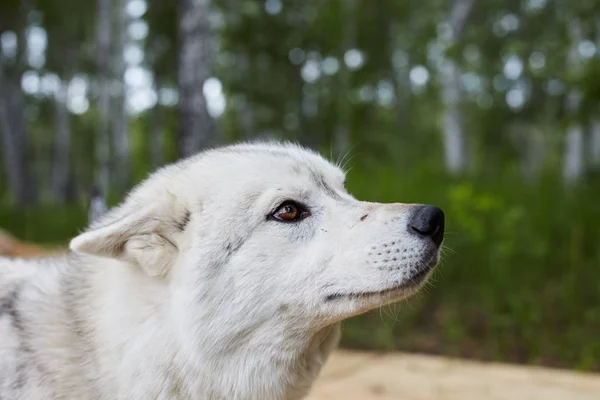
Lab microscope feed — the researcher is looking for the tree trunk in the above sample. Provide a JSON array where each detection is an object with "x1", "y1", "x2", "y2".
[
  {"x1": 520, "y1": 124, "x2": 545, "y2": 181},
  {"x1": 440, "y1": 0, "x2": 475, "y2": 175},
  {"x1": 591, "y1": 121, "x2": 600, "y2": 168},
  {"x1": 563, "y1": 125, "x2": 584, "y2": 184},
  {"x1": 51, "y1": 77, "x2": 72, "y2": 203},
  {"x1": 178, "y1": 0, "x2": 217, "y2": 158},
  {"x1": 149, "y1": 83, "x2": 165, "y2": 168},
  {"x1": 387, "y1": 22, "x2": 411, "y2": 131},
  {"x1": 591, "y1": 22, "x2": 600, "y2": 169},
  {"x1": 88, "y1": 185, "x2": 108, "y2": 223},
  {"x1": 0, "y1": 60, "x2": 31, "y2": 204},
  {"x1": 112, "y1": 0, "x2": 131, "y2": 195},
  {"x1": 95, "y1": 0, "x2": 112, "y2": 199},
  {"x1": 562, "y1": 20, "x2": 584, "y2": 185},
  {"x1": 441, "y1": 61, "x2": 466, "y2": 174},
  {"x1": 333, "y1": 0, "x2": 357, "y2": 157}
]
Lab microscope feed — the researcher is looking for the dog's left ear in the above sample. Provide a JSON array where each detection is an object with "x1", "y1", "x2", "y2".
[{"x1": 69, "y1": 201, "x2": 186, "y2": 277}]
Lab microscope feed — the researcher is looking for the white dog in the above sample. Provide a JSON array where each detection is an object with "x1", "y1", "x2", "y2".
[{"x1": 0, "y1": 141, "x2": 445, "y2": 400}]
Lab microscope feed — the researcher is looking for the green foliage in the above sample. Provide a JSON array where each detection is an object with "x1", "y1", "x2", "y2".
[
  {"x1": 340, "y1": 163, "x2": 600, "y2": 372},
  {"x1": 0, "y1": 206, "x2": 87, "y2": 244}
]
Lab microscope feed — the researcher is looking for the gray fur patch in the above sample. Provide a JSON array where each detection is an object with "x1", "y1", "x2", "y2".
[
  {"x1": 0, "y1": 286, "x2": 32, "y2": 391},
  {"x1": 224, "y1": 236, "x2": 246, "y2": 258},
  {"x1": 177, "y1": 210, "x2": 192, "y2": 231},
  {"x1": 0, "y1": 289, "x2": 19, "y2": 322},
  {"x1": 309, "y1": 170, "x2": 344, "y2": 201}
]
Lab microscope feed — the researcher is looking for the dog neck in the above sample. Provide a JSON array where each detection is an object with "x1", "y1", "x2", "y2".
[
  {"x1": 72, "y1": 256, "x2": 341, "y2": 400},
  {"x1": 175, "y1": 319, "x2": 341, "y2": 399}
]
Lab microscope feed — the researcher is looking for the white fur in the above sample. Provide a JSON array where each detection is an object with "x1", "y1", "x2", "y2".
[{"x1": 0, "y1": 141, "x2": 442, "y2": 400}]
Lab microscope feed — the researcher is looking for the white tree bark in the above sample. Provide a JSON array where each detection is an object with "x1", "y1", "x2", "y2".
[
  {"x1": 149, "y1": 81, "x2": 165, "y2": 168},
  {"x1": 591, "y1": 120, "x2": 600, "y2": 167},
  {"x1": 562, "y1": 20, "x2": 584, "y2": 184},
  {"x1": 111, "y1": 0, "x2": 130, "y2": 194},
  {"x1": 388, "y1": 21, "x2": 411, "y2": 130},
  {"x1": 563, "y1": 125, "x2": 584, "y2": 183},
  {"x1": 95, "y1": 0, "x2": 112, "y2": 198},
  {"x1": 441, "y1": 61, "x2": 464, "y2": 173},
  {"x1": 333, "y1": 0, "x2": 357, "y2": 156},
  {"x1": 440, "y1": 0, "x2": 476, "y2": 175},
  {"x1": 178, "y1": 0, "x2": 217, "y2": 158},
  {"x1": 522, "y1": 125, "x2": 545, "y2": 181},
  {"x1": 88, "y1": 186, "x2": 108, "y2": 223},
  {"x1": 590, "y1": 22, "x2": 600, "y2": 168},
  {"x1": 51, "y1": 78, "x2": 72, "y2": 203}
]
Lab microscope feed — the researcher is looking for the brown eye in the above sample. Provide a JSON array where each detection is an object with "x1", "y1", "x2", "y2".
[{"x1": 270, "y1": 201, "x2": 309, "y2": 222}]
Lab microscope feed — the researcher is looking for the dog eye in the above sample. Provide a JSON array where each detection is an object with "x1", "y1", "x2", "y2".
[{"x1": 270, "y1": 201, "x2": 309, "y2": 222}]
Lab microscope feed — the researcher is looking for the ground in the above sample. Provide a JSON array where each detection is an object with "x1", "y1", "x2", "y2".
[{"x1": 307, "y1": 350, "x2": 600, "y2": 400}]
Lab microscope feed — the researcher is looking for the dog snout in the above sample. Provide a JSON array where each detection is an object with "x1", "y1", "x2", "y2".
[{"x1": 408, "y1": 205, "x2": 445, "y2": 246}]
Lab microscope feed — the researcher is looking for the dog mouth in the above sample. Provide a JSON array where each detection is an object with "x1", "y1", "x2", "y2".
[{"x1": 324, "y1": 265, "x2": 433, "y2": 302}]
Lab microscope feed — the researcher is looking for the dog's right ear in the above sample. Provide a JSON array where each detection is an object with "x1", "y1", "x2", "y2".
[{"x1": 69, "y1": 198, "x2": 187, "y2": 277}]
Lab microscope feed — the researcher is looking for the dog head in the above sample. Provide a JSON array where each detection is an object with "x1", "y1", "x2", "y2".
[{"x1": 70, "y1": 142, "x2": 444, "y2": 327}]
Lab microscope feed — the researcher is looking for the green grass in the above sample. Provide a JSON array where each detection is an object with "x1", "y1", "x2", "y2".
[{"x1": 0, "y1": 206, "x2": 88, "y2": 245}]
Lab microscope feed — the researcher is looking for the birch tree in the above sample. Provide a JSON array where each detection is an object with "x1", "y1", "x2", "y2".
[
  {"x1": 562, "y1": 19, "x2": 584, "y2": 185},
  {"x1": 0, "y1": 20, "x2": 32, "y2": 204},
  {"x1": 0, "y1": 64, "x2": 28, "y2": 203},
  {"x1": 51, "y1": 72, "x2": 72, "y2": 203},
  {"x1": 149, "y1": 81, "x2": 165, "y2": 168},
  {"x1": 590, "y1": 21, "x2": 600, "y2": 168},
  {"x1": 88, "y1": 185, "x2": 108, "y2": 223},
  {"x1": 440, "y1": 0, "x2": 476, "y2": 175},
  {"x1": 520, "y1": 124, "x2": 545, "y2": 181},
  {"x1": 333, "y1": 0, "x2": 357, "y2": 156},
  {"x1": 178, "y1": 0, "x2": 216, "y2": 158},
  {"x1": 387, "y1": 21, "x2": 411, "y2": 132},
  {"x1": 111, "y1": 0, "x2": 131, "y2": 195},
  {"x1": 95, "y1": 0, "x2": 112, "y2": 199},
  {"x1": 42, "y1": 0, "x2": 77, "y2": 203},
  {"x1": 145, "y1": 13, "x2": 173, "y2": 169},
  {"x1": 592, "y1": 120, "x2": 600, "y2": 168}
]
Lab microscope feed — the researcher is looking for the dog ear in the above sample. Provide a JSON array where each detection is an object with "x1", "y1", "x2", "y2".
[{"x1": 69, "y1": 201, "x2": 185, "y2": 277}]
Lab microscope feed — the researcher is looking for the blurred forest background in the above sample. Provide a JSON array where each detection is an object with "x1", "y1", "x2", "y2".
[{"x1": 1, "y1": 0, "x2": 600, "y2": 371}]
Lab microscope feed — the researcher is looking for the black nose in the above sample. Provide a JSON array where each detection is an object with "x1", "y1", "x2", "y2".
[{"x1": 408, "y1": 205, "x2": 445, "y2": 246}]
